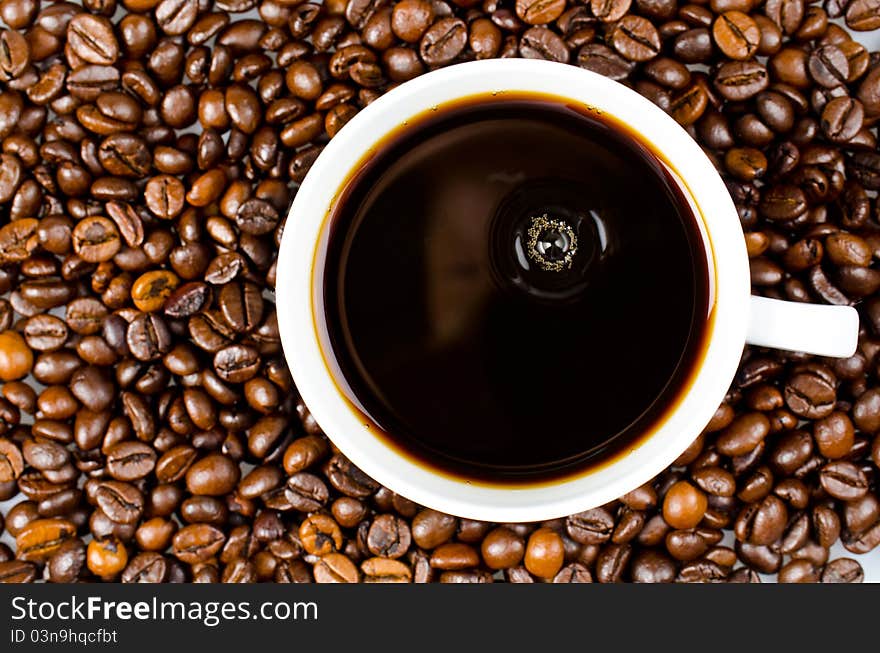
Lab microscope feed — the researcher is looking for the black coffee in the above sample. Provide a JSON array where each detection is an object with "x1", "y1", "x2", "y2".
[{"x1": 321, "y1": 93, "x2": 711, "y2": 483}]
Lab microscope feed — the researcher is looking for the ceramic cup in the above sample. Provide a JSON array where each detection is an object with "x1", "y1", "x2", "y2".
[{"x1": 276, "y1": 59, "x2": 859, "y2": 522}]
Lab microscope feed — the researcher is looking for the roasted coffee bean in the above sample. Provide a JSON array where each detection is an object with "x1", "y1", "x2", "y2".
[
  {"x1": 131, "y1": 270, "x2": 180, "y2": 313},
  {"x1": 848, "y1": 150, "x2": 880, "y2": 189},
  {"x1": 0, "y1": 560, "x2": 37, "y2": 583},
  {"x1": 713, "y1": 11, "x2": 760, "y2": 60},
  {"x1": 519, "y1": 26, "x2": 568, "y2": 63},
  {"x1": 15, "y1": 518, "x2": 76, "y2": 562},
  {"x1": 768, "y1": 430, "x2": 813, "y2": 476},
  {"x1": 186, "y1": 454, "x2": 241, "y2": 496},
  {"x1": 172, "y1": 524, "x2": 225, "y2": 564},
  {"x1": 299, "y1": 513, "x2": 343, "y2": 555},
  {"x1": 378, "y1": 47, "x2": 422, "y2": 82},
  {"x1": 411, "y1": 508, "x2": 457, "y2": 549},
  {"x1": 156, "y1": 0, "x2": 199, "y2": 36},
  {"x1": 692, "y1": 466, "x2": 736, "y2": 497},
  {"x1": 592, "y1": 0, "x2": 632, "y2": 22},
  {"x1": 235, "y1": 199, "x2": 279, "y2": 237},
  {"x1": 106, "y1": 442, "x2": 157, "y2": 481},
  {"x1": 809, "y1": 44, "x2": 850, "y2": 88},
  {"x1": 566, "y1": 508, "x2": 614, "y2": 544},
  {"x1": 361, "y1": 556, "x2": 412, "y2": 583},
  {"x1": 0, "y1": 218, "x2": 38, "y2": 264},
  {"x1": 481, "y1": 526, "x2": 525, "y2": 569},
  {"x1": 576, "y1": 43, "x2": 633, "y2": 80},
  {"x1": 609, "y1": 15, "x2": 661, "y2": 62},
  {"x1": 122, "y1": 552, "x2": 168, "y2": 583},
  {"x1": 430, "y1": 542, "x2": 480, "y2": 570},
  {"x1": 219, "y1": 281, "x2": 264, "y2": 333},
  {"x1": 822, "y1": 97, "x2": 865, "y2": 142},
  {"x1": 66, "y1": 299, "x2": 107, "y2": 336},
  {"x1": 595, "y1": 543, "x2": 631, "y2": 583},
  {"x1": 734, "y1": 495, "x2": 788, "y2": 545},
  {"x1": 127, "y1": 313, "x2": 172, "y2": 362},
  {"x1": 736, "y1": 541, "x2": 781, "y2": 573},
  {"x1": 645, "y1": 57, "x2": 691, "y2": 90},
  {"x1": 790, "y1": 540, "x2": 830, "y2": 568},
  {"x1": 47, "y1": 539, "x2": 86, "y2": 583},
  {"x1": 515, "y1": 0, "x2": 565, "y2": 24},
  {"x1": 819, "y1": 461, "x2": 869, "y2": 500},
  {"x1": 725, "y1": 148, "x2": 767, "y2": 181},
  {"x1": 71, "y1": 218, "x2": 118, "y2": 264},
  {"x1": 283, "y1": 472, "x2": 328, "y2": 511},
  {"x1": 135, "y1": 518, "x2": 176, "y2": 552},
  {"x1": 549, "y1": 562, "x2": 591, "y2": 583},
  {"x1": 665, "y1": 529, "x2": 709, "y2": 561},
  {"x1": 237, "y1": 465, "x2": 283, "y2": 501},
  {"x1": 812, "y1": 505, "x2": 842, "y2": 549},
  {"x1": 677, "y1": 559, "x2": 728, "y2": 582},
  {"x1": 0, "y1": 438, "x2": 23, "y2": 482},
  {"x1": 662, "y1": 480, "x2": 708, "y2": 529},
  {"x1": 99, "y1": 134, "x2": 151, "y2": 179},
  {"x1": 717, "y1": 412, "x2": 770, "y2": 456},
  {"x1": 715, "y1": 61, "x2": 769, "y2": 101},
  {"x1": 327, "y1": 498, "x2": 365, "y2": 530},
  {"x1": 842, "y1": 520, "x2": 880, "y2": 554},
  {"x1": 632, "y1": 511, "x2": 671, "y2": 548},
  {"x1": 764, "y1": 0, "x2": 805, "y2": 34},
  {"x1": 67, "y1": 14, "x2": 119, "y2": 65},
  {"x1": 145, "y1": 175, "x2": 186, "y2": 220},
  {"x1": 213, "y1": 344, "x2": 260, "y2": 383},
  {"x1": 672, "y1": 27, "x2": 712, "y2": 64},
  {"x1": 847, "y1": 0, "x2": 880, "y2": 30},
  {"x1": 367, "y1": 514, "x2": 412, "y2": 558},
  {"x1": 619, "y1": 484, "x2": 657, "y2": 512},
  {"x1": 757, "y1": 91, "x2": 795, "y2": 133},
  {"x1": 814, "y1": 412, "x2": 855, "y2": 459},
  {"x1": 420, "y1": 17, "x2": 466, "y2": 66},
  {"x1": 630, "y1": 549, "x2": 676, "y2": 583},
  {"x1": 323, "y1": 454, "x2": 380, "y2": 498},
  {"x1": 392, "y1": 0, "x2": 434, "y2": 42},
  {"x1": 95, "y1": 481, "x2": 143, "y2": 524},
  {"x1": 0, "y1": 331, "x2": 32, "y2": 382},
  {"x1": 821, "y1": 557, "x2": 864, "y2": 583},
  {"x1": 164, "y1": 282, "x2": 212, "y2": 319},
  {"x1": 778, "y1": 559, "x2": 819, "y2": 583},
  {"x1": 785, "y1": 367, "x2": 836, "y2": 418},
  {"x1": 23, "y1": 438, "x2": 68, "y2": 471},
  {"x1": 314, "y1": 552, "x2": 359, "y2": 583},
  {"x1": 668, "y1": 81, "x2": 706, "y2": 125},
  {"x1": 0, "y1": 29, "x2": 30, "y2": 81},
  {"x1": 525, "y1": 527, "x2": 565, "y2": 578},
  {"x1": 87, "y1": 535, "x2": 128, "y2": 578},
  {"x1": 280, "y1": 434, "x2": 327, "y2": 475},
  {"x1": 808, "y1": 265, "x2": 850, "y2": 305}
]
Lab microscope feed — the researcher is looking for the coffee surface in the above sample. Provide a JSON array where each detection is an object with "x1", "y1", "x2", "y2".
[{"x1": 323, "y1": 94, "x2": 711, "y2": 481}]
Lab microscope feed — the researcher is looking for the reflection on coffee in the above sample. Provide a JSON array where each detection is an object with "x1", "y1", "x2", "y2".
[{"x1": 321, "y1": 92, "x2": 712, "y2": 483}]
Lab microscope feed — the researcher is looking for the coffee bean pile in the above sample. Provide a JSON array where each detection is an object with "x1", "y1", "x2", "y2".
[{"x1": 0, "y1": 0, "x2": 878, "y2": 583}]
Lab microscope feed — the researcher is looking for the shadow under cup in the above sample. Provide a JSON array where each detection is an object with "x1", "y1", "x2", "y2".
[{"x1": 309, "y1": 90, "x2": 717, "y2": 488}]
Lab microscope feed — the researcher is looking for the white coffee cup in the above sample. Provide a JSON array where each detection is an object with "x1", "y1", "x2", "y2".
[{"x1": 276, "y1": 59, "x2": 859, "y2": 522}]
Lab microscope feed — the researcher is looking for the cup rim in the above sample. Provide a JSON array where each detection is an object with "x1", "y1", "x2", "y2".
[{"x1": 276, "y1": 59, "x2": 750, "y2": 522}]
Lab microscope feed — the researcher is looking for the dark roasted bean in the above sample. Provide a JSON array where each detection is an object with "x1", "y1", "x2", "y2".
[
  {"x1": 609, "y1": 15, "x2": 661, "y2": 62},
  {"x1": 576, "y1": 43, "x2": 633, "y2": 80},
  {"x1": 821, "y1": 558, "x2": 864, "y2": 583},
  {"x1": 420, "y1": 17, "x2": 467, "y2": 66}
]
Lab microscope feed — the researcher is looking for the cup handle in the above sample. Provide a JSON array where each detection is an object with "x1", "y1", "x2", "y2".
[{"x1": 746, "y1": 295, "x2": 859, "y2": 358}]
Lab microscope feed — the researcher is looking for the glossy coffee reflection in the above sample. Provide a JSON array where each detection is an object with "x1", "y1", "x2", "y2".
[{"x1": 321, "y1": 93, "x2": 711, "y2": 482}]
